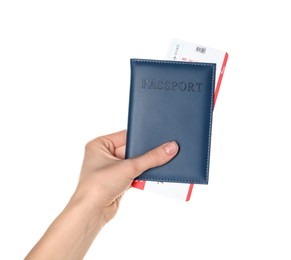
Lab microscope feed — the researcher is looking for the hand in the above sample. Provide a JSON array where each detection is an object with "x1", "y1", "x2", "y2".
[
  {"x1": 73, "y1": 129, "x2": 179, "y2": 223},
  {"x1": 25, "y1": 129, "x2": 179, "y2": 260}
]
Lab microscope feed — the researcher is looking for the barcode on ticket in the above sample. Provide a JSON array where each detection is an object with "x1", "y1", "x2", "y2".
[{"x1": 196, "y1": 46, "x2": 206, "y2": 53}]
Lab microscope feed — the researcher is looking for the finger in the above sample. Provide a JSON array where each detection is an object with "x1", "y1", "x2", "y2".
[
  {"x1": 127, "y1": 141, "x2": 179, "y2": 178},
  {"x1": 103, "y1": 129, "x2": 127, "y2": 148},
  {"x1": 102, "y1": 129, "x2": 127, "y2": 149},
  {"x1": 115, "y1": 145, "x2": 126, "y2": 159}
]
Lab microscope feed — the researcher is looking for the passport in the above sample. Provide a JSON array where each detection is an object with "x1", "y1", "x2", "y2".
[{"x1": 125, "y1": 59, "x2": 216, "y2": 184}]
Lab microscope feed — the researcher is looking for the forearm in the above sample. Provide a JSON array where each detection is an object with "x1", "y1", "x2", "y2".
[{"x1": 25, "y1": 194, "x2": 106, "y2": 260}]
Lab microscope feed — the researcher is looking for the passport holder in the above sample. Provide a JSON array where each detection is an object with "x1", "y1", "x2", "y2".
[{"x1": 125, "y1": 59, "x2": 216, "y2": 184}]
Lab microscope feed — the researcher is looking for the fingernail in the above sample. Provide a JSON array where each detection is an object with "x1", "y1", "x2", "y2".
[{"x1": 164, "y1": 141, "x2": 179, "y2": 155}]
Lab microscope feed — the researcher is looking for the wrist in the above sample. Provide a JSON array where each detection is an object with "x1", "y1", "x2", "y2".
[{"x1": 68, "y1": 190, "x2": 107, "y2": 230}]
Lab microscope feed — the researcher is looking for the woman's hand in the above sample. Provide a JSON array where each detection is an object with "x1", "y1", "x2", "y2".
[{"x1": 25, "y1": 130, "x2": 178, "y2": 260}]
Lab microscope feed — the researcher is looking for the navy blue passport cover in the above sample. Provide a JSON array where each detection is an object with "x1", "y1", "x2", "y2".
[{"x1": 125, "y1": 59, "x2": 216, "y2": 184}]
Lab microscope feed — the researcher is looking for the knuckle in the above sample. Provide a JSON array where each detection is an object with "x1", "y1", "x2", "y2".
[
  {"x1": 85, "y1": 137, "x2": 104, "y2": 152},
  {"x1": 84, "y1": 139, "x2": 97, "y2": 152},
  {"x1": 85, "y1": 141, "x2": 93, "y2": 151},
  {"x1": 126, "y1": 159, "x2": 140, "y2": 174}
]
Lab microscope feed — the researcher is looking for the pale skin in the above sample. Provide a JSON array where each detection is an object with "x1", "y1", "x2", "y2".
[{"x1": 25, "y1": 130, "x2": 179, "y2": 260}]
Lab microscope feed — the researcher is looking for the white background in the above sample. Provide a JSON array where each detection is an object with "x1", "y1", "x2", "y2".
[{"x1": 0, "y1": 1, "x2": 290, "y2": 259}]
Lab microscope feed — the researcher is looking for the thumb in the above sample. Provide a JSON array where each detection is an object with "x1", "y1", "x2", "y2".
[{"x1": 127, "y1": 141, "x2": 179, "y2": 178}]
